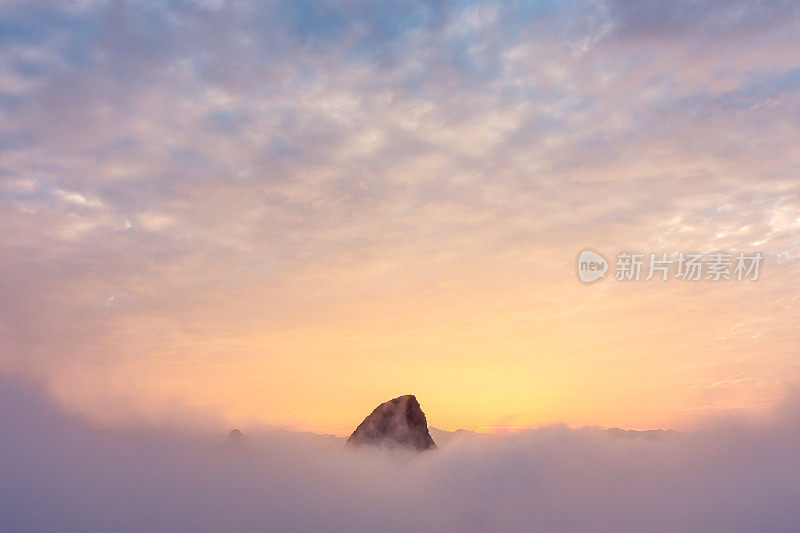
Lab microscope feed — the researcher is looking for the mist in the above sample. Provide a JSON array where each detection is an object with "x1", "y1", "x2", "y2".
[{"x1": 1, "y1": 375, "x2": 798, "y2": 532}]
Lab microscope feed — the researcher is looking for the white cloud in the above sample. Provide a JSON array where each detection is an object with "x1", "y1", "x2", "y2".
[
  {"x1": 55, "y1": 188, "x2": 104, "y2": 209},
  {"x1": 1, "y1": 375, "x2": 799, "y2": 532}
]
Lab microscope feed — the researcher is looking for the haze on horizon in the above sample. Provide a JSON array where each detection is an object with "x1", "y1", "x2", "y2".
[
  {"x1": 2, "y1": 374, "x2": 800, "y2": 532},
  {"x1": 1, "y1": 0, "x2": 800, "y2": 437}
]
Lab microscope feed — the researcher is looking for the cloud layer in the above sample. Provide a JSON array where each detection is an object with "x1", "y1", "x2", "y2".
[{"x1": 2, "y1": 375, "x2": 800, "y2": 532}]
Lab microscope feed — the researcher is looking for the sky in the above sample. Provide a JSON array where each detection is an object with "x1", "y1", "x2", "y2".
[{"x1": 1, "y1": 0, "x2": 800, "y2": 436}]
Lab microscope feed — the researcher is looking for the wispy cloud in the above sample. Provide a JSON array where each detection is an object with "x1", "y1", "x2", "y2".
[{"x1": 0, "y1": 0, "x2": 799, "y2": 430}]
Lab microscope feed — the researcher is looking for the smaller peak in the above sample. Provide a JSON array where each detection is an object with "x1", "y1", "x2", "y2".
[{"x1": 225, "y1": 428, "x2": 246, "y2": 446}]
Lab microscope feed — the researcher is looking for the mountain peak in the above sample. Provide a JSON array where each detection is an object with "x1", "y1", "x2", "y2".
[
  {"x1": 224, "y1": 428, "x2": 247, "y2": 448},
  {"x1": 346, "y1": 395, "x2": 436, "y2": 451}
]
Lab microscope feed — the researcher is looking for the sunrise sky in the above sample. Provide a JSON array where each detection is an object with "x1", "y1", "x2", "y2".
[{"x1": 1, "y1": 0, "x2": 799, "y2": 436}]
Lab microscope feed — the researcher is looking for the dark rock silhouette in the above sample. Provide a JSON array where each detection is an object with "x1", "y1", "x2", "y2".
[
  {"x1": 224, "y1": 428, "x2": 247, "y2": 449},
  {"x1": 347, "y1": 395, "x2": 436, "y2": 451}
]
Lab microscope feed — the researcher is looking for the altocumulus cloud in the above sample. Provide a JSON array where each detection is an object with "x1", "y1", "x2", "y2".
[
  {"x1": 1, "y1": 0, "x2": 800, "y2": 377},
  {"x1": 1, "y1": 374, "x2": 799, "y2": 532}
]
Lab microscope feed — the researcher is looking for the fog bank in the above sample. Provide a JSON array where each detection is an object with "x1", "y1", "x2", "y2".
[{"x1": 1, "y1": 376, "x2": 798, "y2": 532}]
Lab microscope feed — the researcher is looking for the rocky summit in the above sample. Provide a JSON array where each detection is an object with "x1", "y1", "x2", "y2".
[
  {"x1": 347, "y1": 395, "x2": 437, "y2": 451},
  {"x1": 223, "y1": 428, "x2": 247, "y2": 450}
]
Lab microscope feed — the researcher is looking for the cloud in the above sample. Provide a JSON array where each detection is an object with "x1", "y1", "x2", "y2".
[
  {"x1": 1, "y1": 0, "x2": 799, "y2": 429},
  {"x1": 1, "y1": 374, "x2": 799, "y2": 532}
]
